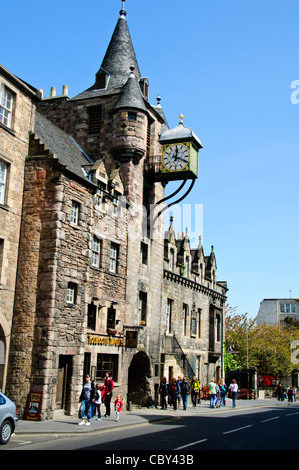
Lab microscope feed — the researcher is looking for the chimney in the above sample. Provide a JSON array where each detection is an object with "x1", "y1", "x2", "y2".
[
  {"x1": 50, "y1": 87, "x2": 56, "y2": 97},
  {"x1": 62, "y1": 85, "x2": 69, "y2": 96}
]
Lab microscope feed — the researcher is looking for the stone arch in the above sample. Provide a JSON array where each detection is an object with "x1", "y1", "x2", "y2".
[{"x1": 127, "y1": 351, "x2": 152, "y2": 406}]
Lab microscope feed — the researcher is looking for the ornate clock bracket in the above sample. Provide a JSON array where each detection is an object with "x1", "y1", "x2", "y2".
[{"x1": 151, "y1": 176, "x2": 196, "y2": 226}]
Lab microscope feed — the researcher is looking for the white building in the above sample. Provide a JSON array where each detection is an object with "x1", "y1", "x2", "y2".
[{"x1": 257, "y1": 298, "x2": 299, "y2": 326}]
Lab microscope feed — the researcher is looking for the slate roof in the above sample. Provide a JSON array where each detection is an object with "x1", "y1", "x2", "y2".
[
  {"x1": 33, "y1": 112, "x2": 95, "y2": 186},
  {"x1": 72, "y1": 12, "x2": 140, "y2": 101}
]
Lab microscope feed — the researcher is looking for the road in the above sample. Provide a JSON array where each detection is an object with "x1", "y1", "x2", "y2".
[{"x1": 3, "y1": 403, "x2": 299, "y2": 453}]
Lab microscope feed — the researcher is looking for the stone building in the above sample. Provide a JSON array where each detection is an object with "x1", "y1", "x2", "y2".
[
  {"x1": 0, "y1": 65, "x2": 39, "y2": 391},
  {"x1": 6, "y1": 3, "x2": 227, "y2": 419}
]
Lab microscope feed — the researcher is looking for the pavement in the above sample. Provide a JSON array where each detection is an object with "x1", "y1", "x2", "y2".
[{"x1": 13, "y1": 397, "x2": 289, "y2": 436}]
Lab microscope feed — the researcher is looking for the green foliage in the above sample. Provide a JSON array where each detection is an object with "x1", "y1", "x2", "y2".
[{"x1": 224, "y1": 306, "x2": 299, "y2": 377}]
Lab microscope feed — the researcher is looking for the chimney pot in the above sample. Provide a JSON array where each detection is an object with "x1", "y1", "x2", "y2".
[{"x1": 50, "y1": 87, "x2": 56, "y2": 97}]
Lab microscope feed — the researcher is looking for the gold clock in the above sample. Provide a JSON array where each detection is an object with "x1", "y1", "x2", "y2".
[{"x1": 162, "y1": 143, "x2": 190, "y2": 172}]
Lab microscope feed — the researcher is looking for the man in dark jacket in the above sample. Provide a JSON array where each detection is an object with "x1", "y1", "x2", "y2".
[
  {"x1": 78, "y1": 375, "x2": 95, "y2": 425},
  {"x1": 180, "y1": 377, "x2": 191, "y2": 410},
  {"x1": 104, "y1": 372, "x2": 114, "y2": 417},
  {"x1": 159, "y1": 377, "x2": 169, "y2": 409}
]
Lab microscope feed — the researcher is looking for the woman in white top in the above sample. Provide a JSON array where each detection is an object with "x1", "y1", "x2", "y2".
[{"x1": 229, "y1": 379, "x2": 238, "y2": 408}]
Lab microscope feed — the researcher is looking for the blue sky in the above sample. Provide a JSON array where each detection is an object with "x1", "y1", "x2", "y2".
[{"x1": 2, "y1": 0, "x2": 299, "y2": 318}]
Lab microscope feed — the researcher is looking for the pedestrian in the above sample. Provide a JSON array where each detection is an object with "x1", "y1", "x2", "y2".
[
  {"x1": 177, "y1": 376, "x2": 182, "y2": 408},
  {"x1": 219, "y1": 379, "x2": 227, "y2": 406},
  {"x1": 191, "y1": 376, "x2": 200, "y2": 407},
  {"x1": 180, "y1": 377, "x2": 191, "y2": 410},
  {"x1": 114, "y1": 394, "x2": 125, "y2": 421},
  {"x1": 159, "y1": 376, "x2": 169, "y2": 409},
  {"x1": 169, "y1": 378, "x2": 181, "y2": 411},
  {"x1": 208, "y1": 379, "x2": 218, "y2": 408},
  {"x1": 294, "y1": 387, "x2": 297, "y2": 402},
  {"x1": 277, "y1": 382, "x2": 284, "y2": 401},
  {"x1": 228, "y1": 379, "x2": 238, "y2": 408},
  {"x1": 287, "y1": 386, "x2": 294, "y2": 403},
  {"x1": 104, "y1": 372, "x2": 114, "y2": 417},
  {"x1": 93, "y1": 383, "x2": 104, "y2": 420},
  {"x1": 78, "y1": 374, "x2": 95, "y2": 426}
]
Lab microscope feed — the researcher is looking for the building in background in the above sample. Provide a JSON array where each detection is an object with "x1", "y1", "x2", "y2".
[{"x1": 257, "y1": 298, "x2": 299, "y2": 326}]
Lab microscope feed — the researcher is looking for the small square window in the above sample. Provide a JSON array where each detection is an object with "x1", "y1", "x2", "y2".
[
  {"x1": 128, "y1": 112, "x2": 137, "y2": 121},
  {"x1": 66, "y1": 282, "x2": 77, "y2": 304},
  {"x1": 92, "y1": 235, "x2": 101, "y2": 268},
  {"x1": 0, "y1": 84, "x2": 14, "y2": 128},
  {"x1": 0, "y1": 161, "x2": 8, "y2": 205},
  {"x1": 71, "y1": 201, "x2": 80, "y2": 225},
  {"x1": 109, "y1": 243, "x2": 118, "y2": 273}
]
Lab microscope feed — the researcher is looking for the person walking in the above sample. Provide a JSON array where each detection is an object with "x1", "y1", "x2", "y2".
[
  {"x1": 287, "y1": 386, "x2": 294, "y2": 403},
  {"x1": 191, "y1": 377, "x2": 200, "y2": 407},
  {"x1": 228, "y1": 379, "x2": 238, "y2": 408},
  {"x1": 78, "y1": 375, "x2": 95, "y2": 426},
  {"x1": 180, "y1": 377, "x2": 191, "y2": 410},
  {"x1": 114, "y1": 394, "x2": 125, "y2": 421},
  {"x1": 219, "y1": 379, "x2": 227, "y2": 406},
  {"x1": 104, "y1": 372, "x2": 114, "y2": 417},
  {"x1": 169, "y1": 378, "x2": 181, "y2": 411},
  {"x1": 208, "y1": 379, "x2": 218, "y2": 408},
  {"x1": 277, "y1": 382, "x2": 285, "y2": 401},
  {"x1": 159, "y1": 376, "x2": 169, "y2": 409},
  {"x1": 177, "y1": 376, "x2": 182, "y2": 408}
]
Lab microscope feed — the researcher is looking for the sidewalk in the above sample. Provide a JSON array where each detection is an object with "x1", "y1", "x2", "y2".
[{"x1": 14, "y1": 398, "x2": 285, "y2": 436}]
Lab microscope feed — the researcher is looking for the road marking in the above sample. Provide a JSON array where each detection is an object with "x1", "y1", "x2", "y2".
[
  {"x1": 260, "y1": 416, "x2": 279, "y2": 423},
  {"x1": 222, "y1": 425, "x2": 253, "y2": 434},
  {"x1": 174, "y1": 439, "x2": 208, "y2": 450}
]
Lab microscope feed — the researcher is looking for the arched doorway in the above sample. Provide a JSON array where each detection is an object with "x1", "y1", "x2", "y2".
[{"x1": 128, "y1": 352, "x2": 151, "y2": 406}]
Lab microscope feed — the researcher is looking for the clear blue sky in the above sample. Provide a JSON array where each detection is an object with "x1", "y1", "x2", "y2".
[{"x1": 2, "y1": 0, "x2": 299, "y2": 318}]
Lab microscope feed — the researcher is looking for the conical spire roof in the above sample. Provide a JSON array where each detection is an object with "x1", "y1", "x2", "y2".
[
  {"x1": 113, "y1": 66, "x2": 147, "y2": 113},
  {"x1": 96, "y1": 7, "x2": 141, "y2": 91}
]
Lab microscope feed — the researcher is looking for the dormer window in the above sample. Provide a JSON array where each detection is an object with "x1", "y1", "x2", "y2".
[
  {"x1": 95, "y1": 69, "x2": 109, "y2": 90},
  {"x1": 139, "y1": 78, "x2": 149, "y2": 99}
]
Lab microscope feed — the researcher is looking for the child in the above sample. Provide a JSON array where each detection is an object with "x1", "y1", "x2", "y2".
[
  {"x1": 93, "y1": 384, "x2": 103, "y2": 420},
  {"x1": 114, "y1": 395, "x2": 125, "y2": 421}
]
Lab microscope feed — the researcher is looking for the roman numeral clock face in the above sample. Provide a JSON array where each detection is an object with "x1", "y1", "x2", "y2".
[{"x1": 162, "y1": 144, "x2": 190, "y2": 172}]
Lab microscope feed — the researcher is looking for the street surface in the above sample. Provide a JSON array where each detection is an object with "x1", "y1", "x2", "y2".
[{"x1": 2, "y1": 402, "x2": 299, "y2": 453}]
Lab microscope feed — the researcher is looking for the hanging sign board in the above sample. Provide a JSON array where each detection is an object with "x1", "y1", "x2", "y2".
[{"x1": 25, "y1": 392, "x2": 43, "y2": 421}]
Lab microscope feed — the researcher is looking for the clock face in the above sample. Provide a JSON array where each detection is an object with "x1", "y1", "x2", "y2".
[{"x1": 162, "y1": 144, "x2": 190, "y2": 171}]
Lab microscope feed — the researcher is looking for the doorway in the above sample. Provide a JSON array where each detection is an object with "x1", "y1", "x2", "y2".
[
  {"x1": 56, "y1": 355, "x2": 72, "y2": 413},
  {"x1": 128, "y1": 352, "x2": 151, "y2": 406}
]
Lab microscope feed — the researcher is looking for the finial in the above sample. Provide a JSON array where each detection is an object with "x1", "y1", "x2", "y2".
[
  {"x1": 130, "y1": 65, "x2": 135, "y2": 76},
  {"x1": 170, "y1": 216, "x2": 173, "y2": 225},
  {"x1": 179, "y1": 113, "x2": 184, "y2": 123},
  {"x1": 120, "y1": 0, "x2": 127, "y2": 18},
  {"x1": 157, "y1": 94, "x2": 161, "y2": 106}
]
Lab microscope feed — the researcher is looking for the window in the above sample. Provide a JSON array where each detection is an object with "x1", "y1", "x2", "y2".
[
  {"x1": 216, "y1": 314, "x2": 221, "y2": 342},
  {"x1": 66, "y1": 282, "x2": 77, "y2": 304},
  {"x1": 166, "y1": 299, "x2": 173, "y2": 334},
  {"x1": 0, "y1": 84, "x2": 14, "y2": 128},
  {"x1": 280, "y1": 303, "x2": 296, "y2": 314},
  {"x1": 0, "y1": 161, "x2": 8, "y2": 205},
  {"x1": 138, "y1": 291, "x2": 147, "y2": 324},
  {"x1": 197, "y1": 309, "x2": 202, "y2": 338},
  {"x1": 140, "y1": 242, "x2": 148, "y2": 265},
  {"x1": 185, "y1": 256, "x2": 190, "y2": 277},
  {"x1": 88, "y1": 106, "x2": 102, "y2": 134},
  {"x1": 96, "y1": 354, "x2": 118, "y2": 381},
  {"x1": 71, "y1": 201, "x2": 80, "y2": 225},
  {"x1": 128, "y1": 112, "x2": 137, "y2": 121},
  {"x1": 107, "y1": 307, "x2": 116, "y2": 330},
  {"x1": 169, "y1": 249, "x2": 174, "y2": 271},
  {"x1": 87, "y1": 303, "x2": 97, "y2": 330},
  {"x1": 0, "y1": 239, "x2": 3, "y2": 283},
  {"x1": 92, "y1": 235, "x2": 101, "y2": 268},
  {"x1": 109, "y1": 243, "x2": 118, "y2": 273},
  {"x1": 182, "y1": 304, "x2": 188, "y2": 336}
]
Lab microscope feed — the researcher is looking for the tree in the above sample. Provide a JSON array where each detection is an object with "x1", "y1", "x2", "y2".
[{"x1": 224, "y1": 306, "x2": 299, "y2": 378}]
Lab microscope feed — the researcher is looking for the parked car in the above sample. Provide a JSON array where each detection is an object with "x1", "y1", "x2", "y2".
[{"x1": 0, "y1": 392, "x2": 18, "y2": 444}]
